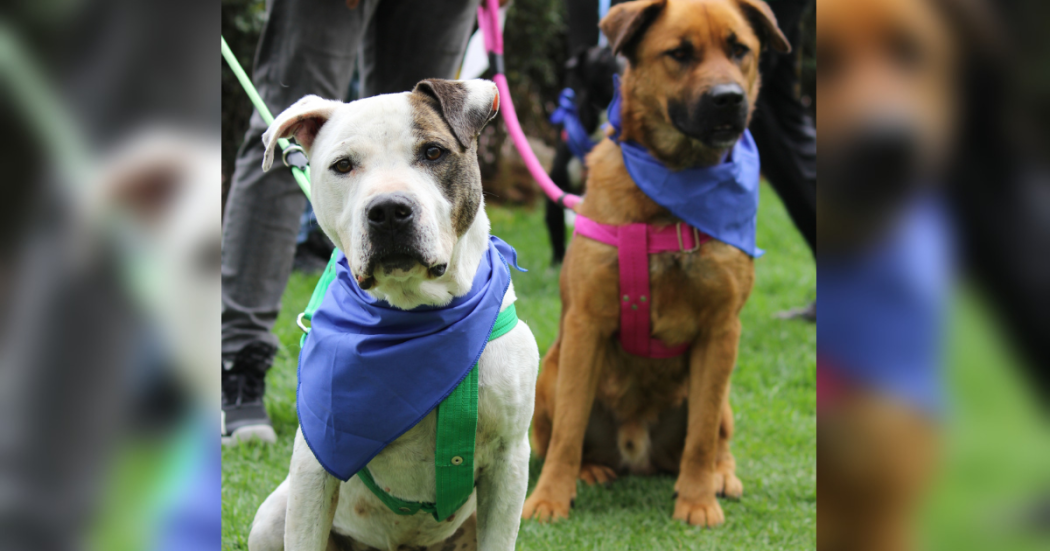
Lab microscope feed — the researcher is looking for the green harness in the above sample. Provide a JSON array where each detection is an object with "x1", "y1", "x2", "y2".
[{"x1": 298, "y1": 251, "x2": 519, "y2": 522}]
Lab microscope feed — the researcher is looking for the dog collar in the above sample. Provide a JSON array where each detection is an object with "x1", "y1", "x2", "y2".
[
  {"x1": 296, "y1": 236, "x2": 524, "y2": 521},
  {"x1": 606, "y1": 75, "x2": 763, "y2": 258}
]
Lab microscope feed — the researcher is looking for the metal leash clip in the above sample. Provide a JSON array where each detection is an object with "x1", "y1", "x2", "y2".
[{"x1": 282, "y1": 144, "x2": 307, "y2": 170}]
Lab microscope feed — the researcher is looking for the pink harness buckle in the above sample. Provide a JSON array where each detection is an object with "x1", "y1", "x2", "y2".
[{"x1": 574, "y1": 215, "x2": 711, "y2": 358}]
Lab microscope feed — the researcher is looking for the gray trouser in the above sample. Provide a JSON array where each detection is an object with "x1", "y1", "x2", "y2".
[{"x1": 222, "y1": 0, "x2": 480, "y2": 357}]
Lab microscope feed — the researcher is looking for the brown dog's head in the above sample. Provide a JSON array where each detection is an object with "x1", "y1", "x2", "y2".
[
  {"x1": 601, "y1": 0, "x2": 789, "y2": 168},
  {"x1": 817, "y1": 0, "x2": 981, "y2": 250}
]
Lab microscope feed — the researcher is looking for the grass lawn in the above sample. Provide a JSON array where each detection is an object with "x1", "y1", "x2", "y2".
[{"x1": 221, "y1": 183, "x2": 818, "y2": 550}]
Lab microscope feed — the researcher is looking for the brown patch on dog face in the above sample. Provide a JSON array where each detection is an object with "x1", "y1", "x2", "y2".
[
  {"x1": 413, "y1": 80, "x2": 498, "y2": 150},
  {"x1": 602, "y1": 0, "x2": 785, "y2": 168},
  {"x1": 407, "y1": 89, "x2": 483, "y2": 237}
]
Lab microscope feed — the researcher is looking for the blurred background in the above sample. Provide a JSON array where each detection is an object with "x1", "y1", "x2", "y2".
[
  {"x1": 1, "y1": 0, "x2": 219, "y2": 550},
  {"x1": 817, "y1": 0, "x2": 1049, "y2": 550}
]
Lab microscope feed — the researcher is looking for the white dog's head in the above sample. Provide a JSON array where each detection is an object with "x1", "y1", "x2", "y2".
[{"x1": 262, "y1": 79, "x2": 500, "y2": 309}]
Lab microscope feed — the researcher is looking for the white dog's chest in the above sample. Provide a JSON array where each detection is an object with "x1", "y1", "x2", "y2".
[{"x1": 328, "y1": 316, "x2": 534, "y2": 549}]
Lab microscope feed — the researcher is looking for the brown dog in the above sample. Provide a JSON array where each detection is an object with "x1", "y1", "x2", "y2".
[
  {"x1": 816, "y1": 0, "x2": 988, "y2": 549},
  {"x1": 523, "y1": 0, "x2": 788, "y2": 527}
]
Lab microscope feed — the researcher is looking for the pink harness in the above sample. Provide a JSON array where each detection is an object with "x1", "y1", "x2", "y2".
[{"x1": 574, "y1": 215, "x2": 711, "y2": 358}]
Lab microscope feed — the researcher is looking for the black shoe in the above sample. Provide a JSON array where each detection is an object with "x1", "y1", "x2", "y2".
[{"x1": 221, "y1": 342, "x2": 277, "y2": 445}]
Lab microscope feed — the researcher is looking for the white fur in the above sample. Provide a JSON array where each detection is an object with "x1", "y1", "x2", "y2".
[{"x1": 250, "y1": 82, "x2": 538, "y2": 551}]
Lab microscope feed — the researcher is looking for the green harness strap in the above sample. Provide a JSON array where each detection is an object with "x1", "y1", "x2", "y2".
[
  {"x1": 297, "y1": 260, "x2": 519, "y2": 522},
  {"x1": 356, "y1": 304, "x2": 517, "y2": 521},
  {"x1": 297, "y1": 249, "x2": 340, "y2": 347}
]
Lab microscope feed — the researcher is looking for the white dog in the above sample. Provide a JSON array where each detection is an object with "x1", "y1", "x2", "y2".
[{"x1": 247, "y1": 79, "x2": 539, "y2": 551}]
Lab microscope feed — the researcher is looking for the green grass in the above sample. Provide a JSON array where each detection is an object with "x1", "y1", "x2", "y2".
[
  {"x1": 221, "y1": 183, "x2": 817, "y2": 549},
  {"x1": 921, "y1": 291, "x2": 1050, "y2": 551}
]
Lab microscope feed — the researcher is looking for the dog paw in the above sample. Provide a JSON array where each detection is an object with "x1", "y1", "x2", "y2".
[
  {"x1": 672, "y1": 496, "x2": 725, "y2": 528},
  {"x1": 579, "y1": 463, "x2": 617, "y2": 486},
  {"x1": 522, "y1": 484, "x2": 574, "y2": 522},
  {"x1": 713, "y1": 467, "x2": 743, "y2": 500}
]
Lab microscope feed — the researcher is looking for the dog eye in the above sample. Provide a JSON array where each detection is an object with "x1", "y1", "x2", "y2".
[
  {"x1": 731, "y1": 43, "x2": 750, "y2": 59},
  {"x1": 331, "y1": 158, "x2": 353, "y2": 174},
  {"x1": 667, "y1": 47, "x2": 691, "y2": 62},
  {"x1": 424, "y1": 146, "x2": 445, "y2": 161}
]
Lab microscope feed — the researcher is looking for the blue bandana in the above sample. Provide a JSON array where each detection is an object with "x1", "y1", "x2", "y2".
[
  {"x1": 607, "y1": 75, "x2": 763, "y2": 257},
  {"x1": 818, "y1": 195, "x2": 954, "y2": 414},
  {"x1": 550, "y1": 87, "x2": 597, "y2": 161},
  {"x1": 297, "y1": 237, "x2": 524, "y2": 481}
]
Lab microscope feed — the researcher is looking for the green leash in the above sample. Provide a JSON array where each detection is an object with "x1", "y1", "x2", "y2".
[
  {"x1": 221, "y1": 36, "x2": 312, "y2": 201},
  {"x1": 223, "y1": 34, "x2": 515, "y2": 522}
]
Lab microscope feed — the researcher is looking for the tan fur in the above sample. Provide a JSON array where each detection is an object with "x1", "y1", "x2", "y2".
[
  {"x1": 523, "y1": 0, "x2": 779, "y2": 527},
  {"x1": 818, "y1": 392, "x2": 938, "y2": 551}
]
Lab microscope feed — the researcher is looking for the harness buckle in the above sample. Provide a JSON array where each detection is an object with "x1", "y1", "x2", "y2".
[
  {"x1": 677, "y1": 222, "x2": 701, "y2": 253},
  {"x1": 282, "y1": 144, "x2": 306, "y2": 169},
  {"x1": 296, "y1": 312, "x2": 310, "y2": 333}
]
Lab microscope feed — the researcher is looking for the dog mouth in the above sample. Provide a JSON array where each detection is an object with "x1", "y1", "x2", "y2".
[
  {"x1": 356, "y1": 250, "x2": 447, "y2": 290},
  {"x1": 705, "y1": 123, "x2": 744, "y2": 147},
  {"x1": 669, "y1": 115, "x2": 744, "y2": 149}
]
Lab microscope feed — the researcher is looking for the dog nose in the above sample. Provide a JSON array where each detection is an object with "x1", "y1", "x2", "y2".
[
  {"x1": 367, "y1": 195, "x2": 415, "y2": 232},
  {"x1": 707, "y1": 84, "x2": 745, "y2": 108}
]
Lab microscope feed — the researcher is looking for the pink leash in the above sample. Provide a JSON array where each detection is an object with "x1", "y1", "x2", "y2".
[
  {"x1": 478, "y1": 0, "x2": 581, "y2": 210},
  {"x1": 575, "y1": 215, "x2": 711, "y2": 358},
  {"x1": 480, "y1": 2, "x2": 708, "y2": 358}
]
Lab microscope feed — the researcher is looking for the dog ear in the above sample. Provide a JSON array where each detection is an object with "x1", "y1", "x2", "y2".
[
  {"x1": 600, "y1": 0, "x2": 667, "y2": 61},
  {"x1": 737, "y1": 0, "x2": 791, "y2": 53},
  {"x1": 95, "y1": 134, "x2": 191, "y2": 229},
  {"x1": 413, "y1": 79, "x2": 500, "y2": 150},
  {"x1": 261, "y1": 95, "x2": 342, "y2": 171}
]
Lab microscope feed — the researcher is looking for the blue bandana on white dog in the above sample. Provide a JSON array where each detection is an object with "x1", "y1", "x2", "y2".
[
  {"x1": 607, "y1": 75, "x2": 763, "y2": 257},
  {"x1": 297, "y1": 237, "x2": 524, "y2": 481}
]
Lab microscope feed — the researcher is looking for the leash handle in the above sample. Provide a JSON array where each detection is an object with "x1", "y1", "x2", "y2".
[{"x1": 478, "y1": 0, "x2": 582, "y2": 211}]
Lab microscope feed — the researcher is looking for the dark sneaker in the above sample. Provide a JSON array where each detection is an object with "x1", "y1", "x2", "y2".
[{"x1": 222, "y1": 342, "x2": 278, "y2": 445}]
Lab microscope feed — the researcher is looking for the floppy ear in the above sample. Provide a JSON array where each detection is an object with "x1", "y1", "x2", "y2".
[
  {"x1": 737, "y1": 0, "x2": 791, "y2": 53},
  {"x1": 599, "y1": 0, "x2": 667, "y2": 61},
  {"x1": 261, "y1": 95, "x2": 342, "y2": 171},
  {"x1": 412, "y1": 79, "x2": 500, "y2": 149},
  {"x1": 98, "y1": 145, "x2": 185, "y2": 228}
]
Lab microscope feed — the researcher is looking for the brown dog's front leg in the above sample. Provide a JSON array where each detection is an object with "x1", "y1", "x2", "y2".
[
  {"x1": 522, "y1": 312, "x2": 604, "y2": 522},
  {"x1": 673, "y1": 320, "x2": 741, "y2": 527}
]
